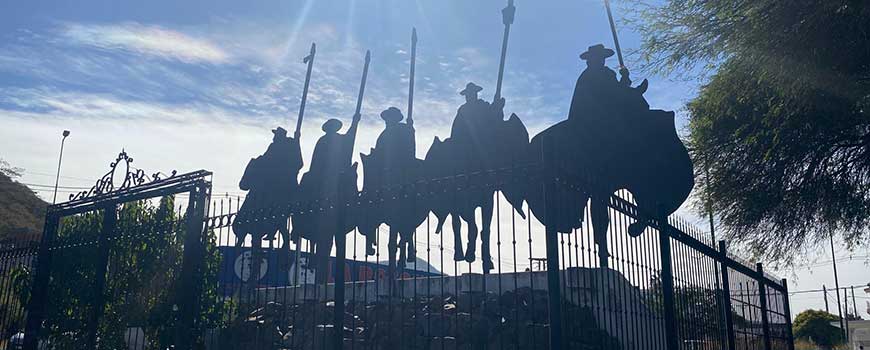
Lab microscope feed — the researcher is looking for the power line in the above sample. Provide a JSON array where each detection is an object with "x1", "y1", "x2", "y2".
[
  {"x1": 22, "y1": 170, "x2": 95, "y2": 182},
  {"x1": 795, "y1": 255, "x2": 870, "y2": 269},
  {"x1": 20, "y1": 182, "x2": 91, "y2": 190},
  {"x1": 789, "y1": 284, "x2": 869, "y2": 295}
]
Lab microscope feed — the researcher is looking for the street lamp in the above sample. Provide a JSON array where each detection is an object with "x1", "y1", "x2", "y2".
[{"x1": 52, "y1": 130, "x2": 70, "y2": 204}]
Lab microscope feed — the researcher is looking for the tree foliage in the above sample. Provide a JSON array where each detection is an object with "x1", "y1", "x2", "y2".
[
  {"x1": 629, "y1": 0, "x2": 870, "y2": 262},
  {"x1": 646, "y1": 272, "x2": 723, "y2": 341},
  {"x1": 0, "y1": 159, "x2": 23, "y2": 179},
  {"x1": 793, "y1": 309, "x2": 845, "y2": 349},
  {"x1": 29, "y1": 197, "x2": 224, "y2": 349},
  {"x1": 0, "y1": 162, "x2": 46, "y2": 243}
]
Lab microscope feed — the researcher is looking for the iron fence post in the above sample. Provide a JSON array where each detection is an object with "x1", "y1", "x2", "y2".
[
  {"x1": 333, "y1": 186, "x2": 349, "y2": 350},
  {"x1": 23, "y1": 213, "x2": 59, "y2": 350},
  {"x1": 544, "y1": 178, "x2": 562, "y2": 350},
  {"x1": 718, "y1": 240, "x2": 736, "y2": 350},
  {"x1": 175, "y1": 181, "x2": 210, "y2": 350},
  {"x1": 781, "y1": 279, "x2": 795, "y2": 350},
  {"x1": 86, "y1": 204, "x2": 117, "y2": 349},
  {"x1": 658, "y1": 212, "x2": 678, "y2": 350},
  {"x1": 757, "y1": 263, "x2": 772, "y2": 350}
]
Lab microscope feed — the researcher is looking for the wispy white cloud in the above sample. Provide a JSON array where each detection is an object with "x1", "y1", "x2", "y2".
[
  {"x1": 62, "y1": 22, "x2": 230, "y2": 64},
  {"x1": 0, "y1": 17, "x2": 564, "y2": 187}
]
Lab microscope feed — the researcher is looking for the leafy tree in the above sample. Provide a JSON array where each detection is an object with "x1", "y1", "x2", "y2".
[
  {"x1": 0, "y1": 264, "x2": 32, "y2": 341},
  {"x1": 627, "y1": 0, "x2": 870, "y2": 262},
  {"x1": 0, "y1": 159, "x2": 23, "y2": 178},
  {"x1": 0, "y1": 160, "x2": 45, "y2": 243},
  {"x1": 27, "y1": 197, "x2": 224, "y2": 349},
  {"x1": 793, "y1": 310, "x2": 845, "y2": 349},
  {"x1": 646, "y1": 273, "x2": 724, "y2": 342}
]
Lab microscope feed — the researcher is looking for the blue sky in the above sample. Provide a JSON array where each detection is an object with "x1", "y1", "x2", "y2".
[{"x1": 0, "y1": 0, "x2": 867, "y2": 317}]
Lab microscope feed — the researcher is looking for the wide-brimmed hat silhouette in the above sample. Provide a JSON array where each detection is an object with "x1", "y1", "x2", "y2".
[
  {"x1": 322, "y1": 118, "x2": 342, "y2": 133},
  {"x1": 380, "y1": 107, "x2": 404, "y2": 123},
  {"x1": 272, "y1": 126, "x2": 288, "y2": 137},
  {"x1": 580, "y1": 44, "x2": 615, "y2": 60},
  {"x1": 459, "y1": 82, "x2": 483, "y2": 96}
]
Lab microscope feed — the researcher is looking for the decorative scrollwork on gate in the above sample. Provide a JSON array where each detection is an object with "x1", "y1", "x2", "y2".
[{"x1": 69, "y1": 150, "x2": 177, "y2": 201}]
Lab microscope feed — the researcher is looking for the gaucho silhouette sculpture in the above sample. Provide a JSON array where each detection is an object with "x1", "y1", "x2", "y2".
[
  {"x1": 357, "y1": 30, "x2": 428, "y2": 279},
  {"x1": 526, "y1": 44, "x2": 694, "y2": 267},
  {"x1": 233, "y1": 126, "x2": 303, "y2": 254},
  {"x1": 234, "y1": 43, "x2": 314, "y2": 264},
  {"x1": 292, "y1": 50, "x2": 369, "y2": 283},
  {"x1": 358, "y1": 107, "x2": 426, "y2": 273},
  {"x1": 424, "y1": 0, "x2": 529, "y2": 273}
]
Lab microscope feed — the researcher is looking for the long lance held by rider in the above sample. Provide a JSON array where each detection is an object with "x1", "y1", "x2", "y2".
[
  {"x1": 494, "y1": 0, "x2": 515, "y2": 101},
  {"x1": 291, "y1": 43, "x2": 315, "y2": 272},
  {"x1": 407, "y1": 28, "x2": 417, "y2": 126},
  {"x1": 349, "y1": 50, "x2": 371, "y2": 147},
  {"x1": 295, "y1": 42, "x2": 316, "y2": 138},
  {"x1": 603, "y1": 0, "x2": 625, "y2": 68}
]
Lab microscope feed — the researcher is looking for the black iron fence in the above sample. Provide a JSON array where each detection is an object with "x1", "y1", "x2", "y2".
[
  {"x1": 0, "y1": 165, "x2": 793, "y2": 350},
  {"x1": 193, "y1": 167, "x2": 793, "y2": 350}
]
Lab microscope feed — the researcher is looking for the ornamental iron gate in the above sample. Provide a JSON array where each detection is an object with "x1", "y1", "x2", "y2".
[{"x1": 5, "y1": 152, "x2": 213, "y2": 350}]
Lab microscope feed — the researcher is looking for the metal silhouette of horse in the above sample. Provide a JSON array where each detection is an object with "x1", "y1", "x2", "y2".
[{"x1": 525, "y1": 44, "x2": 694, "y2": 267}]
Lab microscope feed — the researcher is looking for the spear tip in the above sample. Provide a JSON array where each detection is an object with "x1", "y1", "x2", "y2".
[
  {"x1": 412, "y1": 27, "x2": 417, "y2": 43},
  {"x1": 365, "y1": 50, "x2": 371, "y2": 61},
  {"x1": 502, "y1": 0, "x2": 516, "y2": 25},
  {"x1": 311, "y1": 42, "x2": 316, "y2": 53}
]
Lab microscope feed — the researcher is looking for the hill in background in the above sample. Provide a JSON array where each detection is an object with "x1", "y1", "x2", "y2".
[{"x1": 0, "y1": 171, "x2": 46, "y2": 243}]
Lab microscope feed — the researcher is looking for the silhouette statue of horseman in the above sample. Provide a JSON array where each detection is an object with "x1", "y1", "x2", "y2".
[
  {"x1": 424, "y1": 82, "x2": 529, "y2": 272},
  {"x1": 293, "y1": 50, "x2": 370, "y2": 283},
  {"x1": 358, "y1": 107, "x2": 426, "y2": 273},
  {"x1": 422, "y1": 0, "x2": 530, "y2": 273},
  {"x1": 233, "y1": 126, "x2": 303, "y2": 254},
  {"x1": 234, "y1": 42, "x2": 693, "y2": 281},
  {"x1": 525, "y1": 44, "x2": 695, "y2": 267},
  {"x1": 291, "y1": 116, "x2": 361, "y2": 282}
]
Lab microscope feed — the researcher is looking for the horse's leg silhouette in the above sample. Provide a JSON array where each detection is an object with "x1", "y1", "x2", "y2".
[
  {"x1": 590, "y1": 193, "x2": 610, "y2": 268},
  {"x1": 277, "y1": 220, "x2": 292, "y2": 268},
  {"x1": 387, "y1": 227, "x2": 400, "y2": 279},
  {"x1": 278, "y1": 218, "x2": 291, "y2": 250},
  {"x1": 398, "y1": 242, "x2": 407, "y2": 269},
  {"x1": 451, "y1": 213, "x2": 465, "y2": 261},
  {"x1": 235, "y1": 232, "x2": 246, "y2": 247},
  {"x1": 313, "y1": 238, "x2": 333, "y2": 284},
  {"x1": 464, "y1": 209, "x2": 479, "y2": 263},
  {"x1": 401, "y1": 230, "x2": 416, "y2": 263},
  {"x1": 480, "y1": 193, "x2": 495, "y2": 271},
  {"x1": 397, "y1": 231, "x2": 407, "y2": 269},
  {"x1": 629, "y1": 195, "x2": 655, "y2": 237}
]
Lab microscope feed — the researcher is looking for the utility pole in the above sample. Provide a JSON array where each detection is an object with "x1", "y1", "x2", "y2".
[
  {"x1": 844, "y1": 288, "x2": 850, "y2": 342},
  {"x1": 830, "y1": 234, "x2": 845, "y2": 337},
  {"x1": 824, "y1": 284, "x2": 830, "y2": 312}
]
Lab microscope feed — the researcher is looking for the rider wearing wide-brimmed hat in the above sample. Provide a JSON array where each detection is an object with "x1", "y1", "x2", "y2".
[
  {"x1": 568, "y1": 44, "x2": 634, "y2": 123},
  {"x1": 374, "y1": 106, "x2": 416, "y2": 161}
]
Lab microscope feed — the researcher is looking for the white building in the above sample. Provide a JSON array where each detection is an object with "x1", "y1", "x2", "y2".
[{"x1": 847, "y1": 320, "x2": 870, "y2": 350}]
